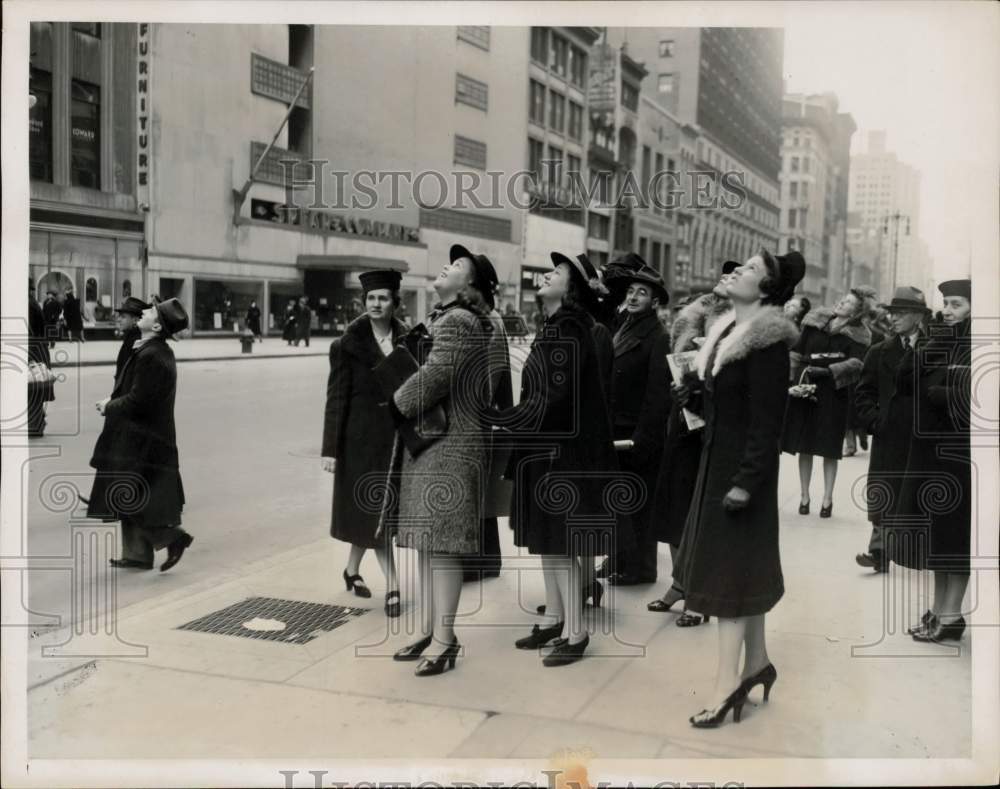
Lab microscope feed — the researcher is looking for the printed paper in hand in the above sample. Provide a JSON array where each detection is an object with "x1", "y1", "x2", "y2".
[{"x1": 666, "y1": 350, "x2": 705, "y2": 431}]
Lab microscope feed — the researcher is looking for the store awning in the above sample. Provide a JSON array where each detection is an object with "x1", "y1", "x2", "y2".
[{"x1": 296, "y1": 255, "x2": 409, "y2": 273}]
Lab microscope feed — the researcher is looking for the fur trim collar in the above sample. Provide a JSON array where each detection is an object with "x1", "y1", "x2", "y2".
[
  {"x1": 340, "y1": 314, "x2": 406, "y2": 367},
  {"x1": 801, "y1": 306, "x2": 872, "y2": 345},
  {"x1": 695, "y1": 306, "x2": 799, "y2": 379},
  {"x1": 670, "y1": 293, "x2": 730, "y2": 352}
]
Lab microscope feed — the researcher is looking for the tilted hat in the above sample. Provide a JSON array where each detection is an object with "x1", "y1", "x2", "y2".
[
  {"x1": 154, "y1": 298, "x2": 189, "y2": 338},
  {"x1": 358, "y1": 269, "x2": 402, "y2": 294},
  {"x1": 115, "y1": 296, "x2": 152, "y2": 316},
  {"x1": 765, "y1": 250, "x2": 806, "y2": 300},
  {"x1": 551, "y1": 251, "x2": 609, "y2": 311},
  {"x1": 614, "y1": 264, "x2": 669, "y2": 305},
  {"x1": 450, "y1": 243, "x2": 499, "y2": 309},
  {"x1": 938, "y1": 279, "x2": 971, "y2": 301},
  {"x1": 880, "y1": 286, "x2": 930, "y2": 313}
]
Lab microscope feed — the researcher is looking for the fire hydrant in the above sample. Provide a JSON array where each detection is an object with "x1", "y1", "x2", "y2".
[{"x1": 240, "y1": 330, "x2": 254, "y2": 354}]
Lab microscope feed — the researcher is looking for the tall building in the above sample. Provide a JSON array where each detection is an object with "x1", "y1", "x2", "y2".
[
  {"x1": 608, "y1": 27, "x2": 784, "y2": 290},
  {"x1": 778, "y1": 92, "x2": 856, "y2": 305},
  {"x1": 847, "y1": 130, "x2": 923, "y2": 297}
]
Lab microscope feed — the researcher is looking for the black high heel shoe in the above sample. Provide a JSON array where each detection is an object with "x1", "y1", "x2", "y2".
[
  {"x1": 393, "y1": 634, "x2": 432, "y2": 661},
  {"x1": 676, "y1": 611, "x2": 710, "y2": 627},
  {"x1": 819, "y1": 502, "x2": 833, "y2": 518},
  {"x1": 912, "y1": 615, "x2": 965, "y2": 643},
  {"x1": 542, "y1": 633, "x2": 589, "y2": 667},
  {"x1": 741, "y1": 663, "x2": 777, "y2": 702},
  {"x1": 414, "y1": 640, "x2": 461, "y2": 677},
  {"x1": 689, "y1": 685, "x2": 749, "y2": 728},
  {"x1": 648, "y1": 584, "x2": 684, "y2": 613},
  {"x1": 798, "y1": 500, "x2": 810, "y2": 515},
  {"x1": 384, "y1": 590, "x2": 401, "y2": 618},
  {"x1": 516, "y1": 621, "x2": 564, "y2": 649},
  {"x1": 905, "y1": 609, "x2": 934, "y2": 636},
  {"x1": 343, "y1": 570, "x2": 372, "y2": 598}
]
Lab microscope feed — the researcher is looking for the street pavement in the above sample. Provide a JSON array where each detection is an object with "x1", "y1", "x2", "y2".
[
  {"x1": 47, "y1": 336, "x2": 328, "y2": 366},
  {"x1": 20, "y1": 350, "x2": 973, "y2": 764}
]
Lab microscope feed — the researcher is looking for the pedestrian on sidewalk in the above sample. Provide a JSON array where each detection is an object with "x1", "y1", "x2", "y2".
[
  {"x1": 647, "y1": 260, "x2": 736, "y2": 626},
  {"x1": 485, "y1": 251, "x2": 619, "y2": 667},
  {"x1": 27, "y1": 279, "x2": 56, "y2": 438},
  {"x1": 86, "y1": 299, "x2": 194, "y2": 573},
  {"x1": 382, "y1": 246, "x2": 499, "y2": 676},
  {"x1": 282, "y1": 299, "x2": 298, "y2": 345},
  {"x1": 42, "y1": 290, "x2": 61, "y2": 348},
  {"x1": 295, "y1": 296, "x2": 312, "y2": 347},
  {"x1": 782, "y1": 288, "x2": 872, "y2": 518},
  {"x1": 853, "y1": 286, "x2": 930, "y2": 573},
  {"x1": 673, "y1": 249, "x2": 803, "y2": 728},
  {"x1": 63, "y1": 286, "x2": 85, "y2": 342},
  {"x1": 601, "y1": 264, "x2": 670, "y2": 587},
  {"x1": 322, "y1": 270, "x2": 406, "y2": 617},
  {"x1": 246, "y1": 301, "x2": 263, "y2": 342},
  {"x1": 888, "y1": 279, "x2": 973, "y2": 644},
  {"x1": 783, "y1": 294, "x2": 812, "y2": 329},
  {"x1": 842, "y1": 286, "x2": 880, "y2": 456},
  {"x1": 113, "y1": 296, "x2": 151, "y2": 382}
]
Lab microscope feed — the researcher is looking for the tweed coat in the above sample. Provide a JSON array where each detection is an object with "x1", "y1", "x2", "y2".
[
  {"x1": 652, "y1": 293, "x2": 731, "y2": 545},
  {"x1": 854, "y1": 333, "x2": 915, "y2": 524},
  {"x1": 781, "y1": 307, "x2": 871, "y2": 460},
  {"x1": 674, "y1": 307, "x2": 799, "y2": 618},
  {"x1": 322, "y1": 315, "x2": 406, "y2": 548},
  {"x1": 379, "y1": 302, "x2": 495, "y2": 554},
  {"x1": 87, "y1": 336, "x2": 185, "y2": 528}
]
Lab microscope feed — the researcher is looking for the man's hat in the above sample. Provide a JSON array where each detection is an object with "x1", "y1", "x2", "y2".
[
  {"x1": 450, "y1": 243, "x2": 499, "y2": 309},
  {"x1": 358, "y1": 269, "x2": 402, "y2": 294},
  {"x1": 115, "y1": 296, "x2": 152, "y2": 316},
  {"x1": 880, "y1": 286, "x2": 930, "y2": 313},
  {"x1": 613, "y1": 264, "x2": 669, "y2": 305},
  {"x1": 721, "y1": 260, "x2": 740, "y2": 275},
  {"x1": 154, "y1": 298, "x2": 189, "y2": 338},
  {"x1": 938, "y1": 279, "x2": 971, "y2": 301}
]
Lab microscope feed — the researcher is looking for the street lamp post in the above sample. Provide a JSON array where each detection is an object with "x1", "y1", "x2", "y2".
[{"x1": 882, "y1": 211, "x2": 910, "y2": 291}]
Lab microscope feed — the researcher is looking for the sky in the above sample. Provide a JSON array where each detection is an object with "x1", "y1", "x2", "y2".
[{"x1": 780, "y1": 2, "x2": 998, "y2": 285}]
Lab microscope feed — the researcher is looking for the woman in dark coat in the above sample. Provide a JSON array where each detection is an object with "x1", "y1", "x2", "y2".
[
  {"x1": 63, "y1": 287, "x2": 85, "y2": 342},
  {"x1": 295, "y1": 297, "x2": 312, "y2": 347},
  {"x1": 246, "y1": 301, "x2": 263, "y2": 341},
  {"x1": 842, "y1": 286, "x2": 879, "y2": 456},
  {"x1": 487, "y1": 252, "x2": 619, "y2": 667},
  {"x1": 321, "y1": 270, "x2": 406, "y2": 617},
  {"x1": 889, "y1": 279, "x2": 973, "y2": 644},
  {"x1": 782, "y1": 290, "x2": 871, "y2": 518},
  {"x1": 87, "y1": 299, "x2": 193, "y2": 572},
  {"x1": 673, "y1": 249, "x2": 803, "y2": 728},
  {"x1": 27, "y1": 280, "x2": 56, "y2": 437},
  {"x1": 282, "y1": 299, "x2": 298, "y2": 345}
]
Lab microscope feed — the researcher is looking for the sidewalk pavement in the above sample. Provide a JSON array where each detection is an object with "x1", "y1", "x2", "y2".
[
  {"x1": 26, "y1": 454, "x2": 971, "y2": 761},
  {"x1": 49, "y1": 337, "x2": 328, "y2": 367}
]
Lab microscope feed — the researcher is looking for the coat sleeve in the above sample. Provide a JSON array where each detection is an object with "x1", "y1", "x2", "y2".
[
  {"x1": 854, "y1": 344, "x2": 881, "y2": 434},
  {"x1": 104, "y1": 351, "x2": 173, "y2": 421},
  {"x1": 393, "y1": 309, "x2": 475, "y2": 419},
  {"x1": 788, "y1": 325, "x2": 808, "y2": 384},
  {"x1": 631, "y1": 331, "x2": 670, "y2": 462},
  {"x1": 730, "y1": 342, "x2": 789, "y2": 496},
  {"x1": 593, "y1": 324, "x2": 614, "y2": 395},
  {"x1": 321, "y1": 340, "x2": 350, "y2": 458},
  {"x1": 828, "y1": 338, "x2": 866, "y2": 390}
]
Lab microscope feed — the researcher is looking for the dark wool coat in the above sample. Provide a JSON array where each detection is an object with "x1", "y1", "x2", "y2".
[
  {"x1": 674, "y1": 307, "x2": 799, "y2": 618},
  {"x1": 42, "y1": 297, "x2": 62, "y2": 336},
  {"x1": 379, "y1": 302, "x2": 496, "y2": 554},
  {"x1": 296, "y1": 305, "x2": 313, "y2": 342},
  {"x1": 282, "y1": 304, "x2": 298, "y2": 342},
  {"x1": 28, "y1": 297, "x2": 55, "y2": 408},
  {"x1": 63, "y1": 295, "x2": 84, "y2": 331},
  {"x1": 781, "y1": 307, "x2": 871, "y2": 460},
  {"x1": 500, "y1": 306, "x2": 621, "y2": 558},
  {"x1": 322, "y1": 315, "x2": 407, "y2": 548},
  {"x1": 887, "y1": 319, "x2": 972, "y2": 573},
  {"x1": 590, "y1": 319, "x2": 614, "y2": 396},
  {"x1": 115, "y1": 326, "x2": 141, "y2": 384},
  {"x1": 87, "y1": 337, "x2": 185, "y2": 528},
  {"x1": 246, "y1": 305, "x2": 262, "y2": 335},
  {"x1": 847, "y1": 327, "x2": 885, "y2": 431},
  {"x1": 854, "y1": 333, "x2": 915, "y2": 524},
  {"x1": 652, "y1": 293, "x2": 731, "y2": 546}
]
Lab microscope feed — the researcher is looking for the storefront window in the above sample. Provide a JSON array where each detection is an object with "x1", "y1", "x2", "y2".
[
  {"x1": 50, "y1": 233, "x2": 115, "y2": 324},
  {"x1": 194, "y1": 280, "x2": 264, "y2": 332},
  {"x1": 85, "y1": 277, "x2": 98, "y2": 302},
  {"x1": 115, "y1": 240, "x2": 142, "y2": 307}
]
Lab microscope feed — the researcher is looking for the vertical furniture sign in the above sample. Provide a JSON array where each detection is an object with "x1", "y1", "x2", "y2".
[{"x1": 136, "y1": 23, "x2": 151, "y2": 204}]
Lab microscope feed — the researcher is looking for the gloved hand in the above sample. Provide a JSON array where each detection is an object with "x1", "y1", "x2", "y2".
[
  {"x1": 805, "y1": 366, "x2": 831, "y2": 379},
  {"x1": 722, "y1": 486, "x2": 751, "y2": 512}
]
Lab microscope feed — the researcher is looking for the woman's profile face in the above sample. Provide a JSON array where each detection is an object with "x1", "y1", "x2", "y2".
[
  {"x1": 726, "y1": 255, "x2": 767, "y2": 303},
  {"x1": 834, "y1": 293, "x2": 862, "y2": 319},
  {"x1": 941, "y1": 295, "x2": 971, "y2": 324},
  {"x1": 538, "y1": 263, "x2": 571, "y2": 301}
]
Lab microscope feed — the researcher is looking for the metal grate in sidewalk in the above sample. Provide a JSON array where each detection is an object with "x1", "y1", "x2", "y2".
[{"x1": 177, "y1": 596, "x2": 368, "y2": 645}]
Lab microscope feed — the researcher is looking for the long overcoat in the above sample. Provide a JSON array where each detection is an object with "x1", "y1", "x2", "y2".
[
  {"x1": 499, "y1": 306, "x2": 621, "y2": 557},
  {"x1": 674, "y1": 307, "x2": 799, "y2": 618},
  {"x1": 87, "y1": 336, "x2": 185, "y2": 528},
  {"x1": 246, "y1": 305, "x2": 262, "y2": 335},
  {"x1": 322, "y1": 315, "x2": 406, "y2": 547},
  {"x1": 854, "y1": 333, "x2": 915, "y2": 524},
  {"x1": 378, "y1": 302, "x2": 496, "y2": 554},
  {"x1": 63, "y1": 295, "x2": 84, "y2": 332},
  {"x1": 781, "y1": 307, "x2": 870, "y2": 460},
  {"x1": 886, "y1": 318, "x2": 972, "y2": 572}
]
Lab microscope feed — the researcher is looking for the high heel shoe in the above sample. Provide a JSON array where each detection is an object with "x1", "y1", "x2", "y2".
[
  {"x1": 384, "y1": 590, "x2": 401, "y2": 618},
  {"x1": 905, "y1": 609, "x2": 934, "y2": 636},
  {"x1": 819, "y1": 502, "x2": 833, "y2": 518},
  {"x1": 689, "y1": 685, "x2": 749, "y2": 728},
  {"x1": 798, "y1": 500, "x2": 810, "y2": 515},
  {"x1": 343, "y1": 569, "x2": 372, "y2": 598},
  {"x1": 676, "y1": 611, "x2": 710, "y2": 627},
  {"x1": 414, "y1": 640, "x2": 461, "y2": 677},
  {"x1": 912, "y1": 615, "x2": 965, "y2": 643},
  {"x1": 648, "y1": 584, "x2": 684, "y2": 613},
  {"x1": 741, "y1": 663, "x2": 777, "y2": 702},
  {"x1": 536, "y1": 581, "x2": 604, "y2": 615},
  {"x1": 393, "y1": 634, "x2": 432, "y2": 661},
  {"x1": 516, "y1": 621, "x2": 564, "y2": 649},
  {"x1": 542, "y1": 633, "x2": 589, "y2": 667}
]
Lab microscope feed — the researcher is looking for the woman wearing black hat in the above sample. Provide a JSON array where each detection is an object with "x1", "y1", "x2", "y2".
[
  {"x1": 486, "y1": 251, "x2": 619, "y2": 666},
  {"x1": 781, "y1": 288, "x2": 872, "y2": 518},
  {"x1": 673, "y1": 249, "x2": 803, "y2": 727},
  {"x1": 889, "y1": 279, "x2": 973, "y2": 643},
  {"x1": 321, "y1": 270, "x2": 407, "y2": 617}
]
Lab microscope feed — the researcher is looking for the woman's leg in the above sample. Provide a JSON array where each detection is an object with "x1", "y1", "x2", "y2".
[
  {"x1": 937, "y1": 572, "x2": 971, "y2": 623},
  {"x1": 429, "y1": 554, "x2": 463, "y2": 651},
  {"x1": 540, "y1": 554, "x2": 565, "y2": 628},
  {"x1": 373, "y1": 544, "x2": 399, "y2": 592},
  {"x1": 416, "y1": 547, "x2": 434, "y2": 639},
  {"x1": 564, "y1": 554, "x2": 587, "y2": 645},
  {"x1": 742, "y1": 614, "x2": 770, "y2": 679},
  {"x1": 345, "y1": 544, "x2": 366, "y2": 577},
  {"x1": 709, "y1": 617, "x2": 748, "y2": 705},
  {"x1": 930, "y1": 570, "x2": 948, "y2": 616},
  {"x1": 821, "y1": 457, "x2": 839, "y2": 508},
  {"x1": 798, "y1": 454, "x2": 813, "y2": 505}
]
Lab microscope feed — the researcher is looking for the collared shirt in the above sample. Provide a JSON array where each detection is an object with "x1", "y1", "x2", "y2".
[
  {"x1": 900, "y1": 330, "x2": 919, "y2": 350},
  {"x1": 372, "y1": 326, "x2": 394, "y2": 357}
]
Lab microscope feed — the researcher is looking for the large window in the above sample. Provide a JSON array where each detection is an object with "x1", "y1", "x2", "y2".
[
  {"x1": 546, "y1": 145, "x2": 562, "y2": 185},
  {"x1": 566, "y1": 153, "x2": 581, "y2": 184},
  {"x1": 569, "y1": 45, "x2": 587, "y2": 87},
  {"x1": 567, "y1": 101, "x2": 583, "y2": 141},
  {"x1": 550, "y1": 35, "x2": 568, "y2": 78},
  {"x1": 658, "y1": 73, "x2": 675, "y2": 94},
  {"x1": 29, "y1": 22, "x2": 54, "y2": 182},
  {"x1": 529, "y1": 80, "x2": 546, "y2": 124},
  {"x1": 621, "y1": 79, "x2": 639, "y2": 111},
  {"x1": 530, "y1": 27, "x2": 548, "y2": 64},
  {"x1": 658, "y1": 40, "x2": 675, "y2": 57},
  {"x1": 71, "y1": 80, "x2": 101, "y2": 189},
  {"x1": 528, "y1": 138, "x2": 545, "y2": 181},
  {"x1": 548, "y1": 91, "x2": 565, "y2": 133}
]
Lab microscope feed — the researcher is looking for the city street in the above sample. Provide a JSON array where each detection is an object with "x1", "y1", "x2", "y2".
[{"x1": 23, "y1": 352, "x2": 973, "y2": 762}]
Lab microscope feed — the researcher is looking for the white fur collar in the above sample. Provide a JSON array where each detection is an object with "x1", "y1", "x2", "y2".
[{"x1": 694, "y1": 306, "x2": 799, "y2": 379}]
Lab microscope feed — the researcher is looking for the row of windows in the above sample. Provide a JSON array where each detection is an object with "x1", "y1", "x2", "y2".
[
  {"x1": 528, "y1": 80, "x2": 583, "y2": 140},
  {"x1": 786, "y1": 207, "x2": 809, "y2": 229},
  {"x1": 527, "y1": 137, "x2": 582, "y2": 187},
  {"x1": 787, "y1": 180, "x2": 810, "y2": 200},
  {"x1": 787, "y1": 155, "x2": 812, "y2": 174},
  {"x1": 530, "y1": 27, "x2": 587, "y2": 88}
]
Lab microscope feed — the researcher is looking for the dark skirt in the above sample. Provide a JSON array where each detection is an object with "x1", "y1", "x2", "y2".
[{"x1": 781, "y1": 379, "x2": 850, "y2": 460}]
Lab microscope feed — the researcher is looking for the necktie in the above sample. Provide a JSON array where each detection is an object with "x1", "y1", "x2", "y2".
[{"x1": 902, "y1": 335, "x2": 911, "y2": 351}]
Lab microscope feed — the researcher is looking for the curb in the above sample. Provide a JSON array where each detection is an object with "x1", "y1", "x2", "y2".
[{"x1": 60, "y1": 351, "x2": 328, "y2": 368}]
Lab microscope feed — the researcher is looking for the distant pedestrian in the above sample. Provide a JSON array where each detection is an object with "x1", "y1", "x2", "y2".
[
  {"x1": 843, "y1": 286, "x2": 879, "y2": 456},
  {"x1": 782, "y1": 288, "x2": 872, "y2": 518},
  {"x1": 42, "y1": 291, "x2": 61, "y2": 348},
  {"x1": 63, "y1": 287, "x2": 85, "y2": 342},
  {"x1": 783, "y1": 294, "x2": 811, "y2": 328},
  {"x1": 87, "y1": 299, "x2": 194, "y2": 572},
  {"x1": 112, "y1": 296, "x2": 151, "y2": 383},
  {"x1": 295, "y1": 296, "x2": 312, "y2": 347},
  {"x1": 322, "y1": 270, "x2": 406, "y2": 617},
  {"x1": 282, "y1": 299, "x2": 298, "y2": 345},
  {"x1": 27, "y1": 279, "x2": 55, "y2": 437},
  {"x1": 246, "y1": 301, "x2": 263, "y2": 341}
]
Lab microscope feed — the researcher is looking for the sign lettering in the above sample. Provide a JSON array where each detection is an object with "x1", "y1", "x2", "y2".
[{"x1": 136, "y1": 23, "x2": 151, "y2": 201}]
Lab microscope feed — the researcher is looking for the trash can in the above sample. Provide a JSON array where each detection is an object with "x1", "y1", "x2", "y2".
[{"x1": 240, "y1": 334, "x2": 254, "y2": 354}]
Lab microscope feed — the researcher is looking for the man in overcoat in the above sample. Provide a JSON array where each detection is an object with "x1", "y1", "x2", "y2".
[
  {"x1": 295, "y1": 296, "x2": 312, "y2": 347},
  {"x1": 42, "y1": 291, "x2": 62, "y2": 348},
  {"x1": 87, "y1": 299, "x2": 193, "y2": 572},
  {"x1": 63, "y1": 286, "x2": 85, "y2": 342},
  {"x1": 113, "y1": 296, "x2": 151, "y2": 383},
  {"x1": 853, "y1": 286, "x2": 929, "y2": 572}
]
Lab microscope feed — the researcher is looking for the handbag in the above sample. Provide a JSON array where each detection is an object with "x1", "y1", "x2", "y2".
[
  {"x1": 373, "y1": 345, "x2": 448, "y2": 459},
  {"x1": 788, "y1": 368, "x2": 817, "y2": 402}
]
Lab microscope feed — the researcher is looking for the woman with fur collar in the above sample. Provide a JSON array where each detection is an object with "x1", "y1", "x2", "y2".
[
  {"x1": 781, "y1": 290, "x2": 873, "y2": 518},
  {"x1": 321, "y1": 270, "x2": 407, "y2": 617},
  {"x1": 672, "y1": 249, "x2": 804, "y2": 728}
]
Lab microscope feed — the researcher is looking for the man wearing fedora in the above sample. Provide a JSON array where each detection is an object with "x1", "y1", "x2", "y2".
[
  {"x1": 853, "y1": 285, "x2": 930, "y2": 572},
  {"x1": 87, "y1": 298, "x2": 194, "y2": 572},
  {"x1": 113, "y1": 296, "x2": 152, "y2": 382}
]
